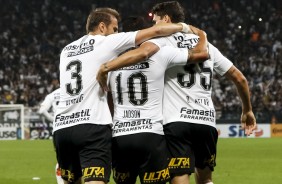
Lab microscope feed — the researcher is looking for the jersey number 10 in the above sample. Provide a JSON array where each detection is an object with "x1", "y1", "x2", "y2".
[{"x1": 115, "y1": 72, "x2": 148, "y2": 106}]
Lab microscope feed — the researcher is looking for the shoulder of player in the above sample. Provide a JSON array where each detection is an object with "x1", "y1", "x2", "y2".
[
  {"x1": 107, "y1": 31, "x2": 137, "y2": 40},
  {"x1": 61, "y1": 35, "x2": 88, "y2": 52}
]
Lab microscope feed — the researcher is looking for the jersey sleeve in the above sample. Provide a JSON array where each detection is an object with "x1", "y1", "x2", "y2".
[
  {"x1": 209, "y1": 43, "x2": 233, "y2": 76},
  {"x1": 157, "y1": 46, "x2": 188, "y2": 67},
  {"x1": 107, "y1": 31, "x2": 138, "y2": 54},
  {"x1": 38, "y1": 94, "x2": 53, "y2": 114},
  {"x1": 144, "y1": 37, "x2": 168, "y2": 49}
]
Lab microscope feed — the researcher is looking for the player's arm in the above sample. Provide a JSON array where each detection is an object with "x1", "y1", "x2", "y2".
[
  {"x1": 96, "y1": 28, "x2": 208, "y2": 91},
  {"x1": 224, "y1": 65, "x2": 257, "y2": 136},
  {"x1": 135, "y1": 22, "x2": 191, "y2": 45},
  {"x1": 187, "y1": 25, "x2": 209, "y2": 63},
  {"x1": 38, "y1": 102, "x2": 54, "y2": 121},
  {"x1": 99, "y1": 27, "x2": 208, "y2": 72},
  {"x1": 41, "y1": 110, "x2": 54, "y2": 122},
  {"x1": 96, "y1": 42, "x2": 159, "y2": 91}
]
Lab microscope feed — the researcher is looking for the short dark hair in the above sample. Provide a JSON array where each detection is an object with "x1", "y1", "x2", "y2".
[
  {"x1": 86, "y1": 8, "x2": 120, "y2": 33},
  {"x1": 122, "y1": 16, "x2": 148, "y2": 32},
  {"x1": 152, "y1": 1, "x2": 185, "y2": 23}
]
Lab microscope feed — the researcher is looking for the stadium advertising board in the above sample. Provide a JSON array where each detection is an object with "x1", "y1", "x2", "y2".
[
  {"x1": 24, "y1": 109, "x2": 53, "y2": 139},
  {"x1": 0, "y1": 127, "x2": 19, "y2": 140},
  {"x1": 270, "y1": 124, "x2": 282, "y2": 137},
  {"x1": 217, "y1": 124, "x2": 271, "y2": 138},
  {"x1": 27, "y1": 118, "x2": 53, "y2": 140},
  {"x1": 0, "y1": 106, "x2": 23, "y2": 140}
]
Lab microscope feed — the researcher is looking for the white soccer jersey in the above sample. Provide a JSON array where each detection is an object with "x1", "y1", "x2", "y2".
[
  {"x1": 109, "y1": 46, "x2": 188, "y2": 137},
  {"x1": 150, "y1": 33, "x2": 233, "y2": 128},
  {"x1": 38, "y1": 88, "x2": 60, "y2": 121},
  {"x1": 39, "y1": 88, "x2": 60, "y2": 113},
  {"x1": 53, "y1": 32, "x2": 137, "y2": 132}
]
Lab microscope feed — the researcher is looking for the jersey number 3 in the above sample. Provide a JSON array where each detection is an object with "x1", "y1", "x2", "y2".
[{"x1": 66, "y1": 60, "x2": 82, "y2": 96}]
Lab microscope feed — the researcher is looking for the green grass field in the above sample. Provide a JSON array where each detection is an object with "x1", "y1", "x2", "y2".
[{"x1": 0, "y1": 138, "x2": 281, "y2": 184}]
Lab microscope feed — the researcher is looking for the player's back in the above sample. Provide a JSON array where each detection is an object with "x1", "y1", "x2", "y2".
[
  {"x1": 109, "y1": 45, "x2": 188, "y2": 137},
  {"x1": 53, "y1": 32, "x2": 137, "y2": 132},
  {"x1": 153, "y1": 33, "x2": 233, "y2": 127}
]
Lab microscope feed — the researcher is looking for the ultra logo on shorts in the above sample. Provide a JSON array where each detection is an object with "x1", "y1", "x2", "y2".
[
  {"x1": 168, "y1": 157, "x2": 190, "y2": 169},
  {"x1": 82, "y1": 167, "x2": 105, "y2": 179},
  {"x1": 143, "y1": 168, "x2": 170, "y2": 183}
]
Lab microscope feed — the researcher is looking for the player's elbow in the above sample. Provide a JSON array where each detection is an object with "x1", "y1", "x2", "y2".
[
  {"x1": 136, "y1": 46, "x2": 156, "y2": 61},
  {"x1": 138, "y1": 50, "x2": 150, "y2": 60},
  {"x1": 228, "y1": 68, "x2": 248, "y2": 87},
  {"x1": 152, "y1": 26, "x2": 163, "y2": 36},
  {"x1": 233, "y1": 74, "x2": 248, "y2": 86},
  {"x1": 128, "y1": 49, "x2": 149, "y2": 62}
]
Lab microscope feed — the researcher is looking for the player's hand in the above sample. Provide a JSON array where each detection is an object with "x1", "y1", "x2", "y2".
[
  {"x1": 178, "y1": 23, "x2": 193, "y2": 34},
  {"x1": 240, "y1": 111, "x2": 257, "y2": 136},
  {"x1": 96, "y1": 64, "x2": 109, "y2": 92}
]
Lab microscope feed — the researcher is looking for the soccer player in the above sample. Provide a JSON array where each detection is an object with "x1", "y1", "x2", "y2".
[
  {"x1": 150, "y1": 1, "x2": 257, "y2": 184},
  {"x1": 38, "y1": 88, "x2": 60, "y2": 122},
  {"x1": 96, "y1": 16, "x2": 208, "y2": 184},
  {"x1": 38, "y1": 88, "x2": 64, "y2": 184},
  {"x1": 53, "y1": 7, "x2": 194, "y2": 184}
]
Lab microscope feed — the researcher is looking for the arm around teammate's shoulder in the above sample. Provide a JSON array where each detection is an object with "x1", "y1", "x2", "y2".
[
  {"x1": 96, "y1": 42, "x2": 159, "y2": 91},
  {"x1": 135, "y1": 23, "x2": 185, "y2": 45},
  {"x1": 187, "y1": 26, "x2": 209, "y2": 63}
]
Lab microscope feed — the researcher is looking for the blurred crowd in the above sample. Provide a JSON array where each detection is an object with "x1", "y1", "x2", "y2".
[{"x1": 0, "y1": 0, "x2": 281, "y2": 122}]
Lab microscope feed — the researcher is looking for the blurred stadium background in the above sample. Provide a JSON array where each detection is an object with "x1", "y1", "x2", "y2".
[{"x1": 0, "y1": 0, "x2": 281, "y2": 183}]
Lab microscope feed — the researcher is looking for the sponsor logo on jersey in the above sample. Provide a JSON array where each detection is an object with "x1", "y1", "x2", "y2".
[
  {"x1": 143, "y1": 168, "x2": 170, "y2": 183},
  {"x1": 113, "y1": 119, "x2": 152, "y2": 134},
  {"x1": 118, "y1": 62, "x2": 149, "y2": 70},
  {"x1": 179, "y1": 107, "x2": 215, "y2": 122},
  {"x1": 67, "y1": 46, "x2": 94, "y2": 57},
  {"x1": 173, "y1": 35, "x2": 199, "y2": 49},
  {"x1": 168, "y1": 157, "x2": 190, "y2": 169},
  {"x1": 54, "y1": 109, "x2": 90, "y2": 127},
  {"x1": 63, "y1": 39, "x2": 95, "y2": 51},
  {"x1": 82, "y1": 167, "x2": 105, "y2": 179}
]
